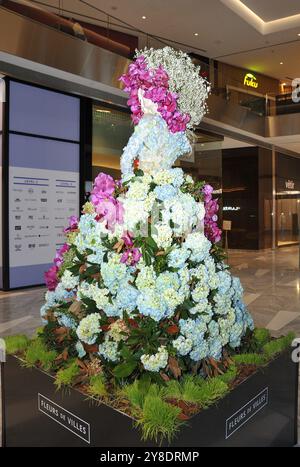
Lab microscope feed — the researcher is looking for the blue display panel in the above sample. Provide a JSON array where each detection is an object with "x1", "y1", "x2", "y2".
[
  {"x1": 7, "y1": 81, "x2": 81, "y2": 288},
  {"x1": 9, "y1": 81, "x2": 80, "y2": 142}
]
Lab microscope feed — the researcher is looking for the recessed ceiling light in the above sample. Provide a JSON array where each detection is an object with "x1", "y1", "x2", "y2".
[
  {"x1": 298, "y1": 33, "x2": 300, "y2": 36},
  {"x1": 194, "y1": 32, "x2": 199, "y2": 36},
  {"x1": 142, "y1": 15, "x2": 147, "y2": 19},
  {"x1": 280, "y1": 61, "x2": 283, "y2": 65}
]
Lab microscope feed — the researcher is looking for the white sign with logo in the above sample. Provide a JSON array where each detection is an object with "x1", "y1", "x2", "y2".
[{"x1": 9, "y1": 166, "x2": 79, "y2": 267}]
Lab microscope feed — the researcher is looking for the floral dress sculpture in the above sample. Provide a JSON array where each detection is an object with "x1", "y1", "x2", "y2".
[{"x1": 41, "y1": 47, "x2": 254, "y2": 381}]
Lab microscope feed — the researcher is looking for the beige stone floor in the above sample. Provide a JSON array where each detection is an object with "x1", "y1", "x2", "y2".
[{"x1": 0, "y1": 245, "x2": 299, "y2": 445}]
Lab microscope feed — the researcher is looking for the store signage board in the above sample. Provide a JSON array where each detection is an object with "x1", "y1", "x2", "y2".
[
  {"x1": 285, "y1": 179, "x2": 295, "y2": 190},
  {"x1": 243, "y1": 73, "x2": 259, "y2": 89},
  {"x1": 7, "y1": 81, "x2": 80, "y2": 288},
  {"x1": 9, "y1": 166, "x2": 79, "y2": 272}
]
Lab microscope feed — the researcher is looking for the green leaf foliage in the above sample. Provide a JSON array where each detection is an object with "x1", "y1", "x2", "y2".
[{"x1": 113, "y1": 360, "x2": 138, "y2": 379}]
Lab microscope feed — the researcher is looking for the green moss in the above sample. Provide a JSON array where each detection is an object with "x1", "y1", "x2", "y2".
[
  {"x1": 182, "y1": 377, "x2": 228, "y2": 407},
  {"x1": 233, "y1": 353, "x2": 267, "y2": 366},
  {"x1": 253, "y1": 328, "x2": 271, "y2": 349},
  {"x1": 54, "y1": 361, "x2": 80, "y2": 389},
  {"x1": 24, "y1": 338, "x2": 57, "y2": 370},
  {"x1": 88, "y1": 374, "x2": 108, "y2": 398},
  {"x1": 217, "y1": 364, "x2": 238, "y2": 385},
  {"x1": 136, "y1": 394, "x2": 181, "y2": 444},
  {"x1": 4, "y1": 334, "x2": 30, "y2": 355},
  {"x1": 263, "y1": 332, "x2": 295, "y2": 359}
]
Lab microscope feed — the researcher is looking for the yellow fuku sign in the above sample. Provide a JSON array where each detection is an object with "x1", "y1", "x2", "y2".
[{"x1": 243, "y1": 73, "x2": 258, "y2": 89}]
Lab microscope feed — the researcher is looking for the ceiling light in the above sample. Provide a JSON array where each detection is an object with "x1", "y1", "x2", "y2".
[
  {"x1": 280, "y1": 61, "x2": 283, "y2": 65},
  {"x1": 142, "y1": 15, "x2": 147, "y2": 19},
  {"x1": 298, "y1": 33, "x2": 300, "y2": 36},
  {"x1": 194, "y1": 32, "x2": 199, "y2": 36}
]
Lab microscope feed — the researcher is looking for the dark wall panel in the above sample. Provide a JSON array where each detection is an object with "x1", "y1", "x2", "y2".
[{"x1": 223, "y1": 147, "x2": 259, "y2": 249}]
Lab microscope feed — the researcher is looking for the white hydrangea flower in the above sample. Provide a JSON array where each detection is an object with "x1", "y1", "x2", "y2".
[
  {"x1": 127, "y1": 179, "x2": 150, "y2": 200},
  {"x1": 76, "y1": 313, "x2": 101, "y2": 345},
  {"x1": 136, "y1": 265, "x2": 156, "y2": 290},
  {"x1": 77, "y1": 281, "x2": 110, "y2": 310},
  {"x1": 60, "y1": 270, "x2": 79, "y2": 290},
  {"x1": 141, "y1": 345, "x2": 168, "y2": 372},
  {"x1": 152, "y1": 223, "x2": 173, "y2": 249},
  {"x1": 122, "y1": 198, "x2": 149, "y2": 232}
]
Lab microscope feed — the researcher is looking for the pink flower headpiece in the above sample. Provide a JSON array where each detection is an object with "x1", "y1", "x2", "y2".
[{"x1": 120, "y1": 55, "x2": 190, "y2": 133}]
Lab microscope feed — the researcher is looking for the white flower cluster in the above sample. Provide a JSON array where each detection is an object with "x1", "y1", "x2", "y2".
[
  {"x1": 77, "y1": 281, "x2": 110, "y2": 310},
  {"x1": 135, "y1": 268, "x2": 186, "y2": 321},
  {"x1": 60, "y1": 270, "x2": 79, "y2": 290},
  {"x1": 141, "y1": 346, "x2": 169, "y2": 372},
  {"x1": 74, "y1": 213, "x2": 108, "y2": 256},
  {"x1": 76, "y1": 313, "x2": 101, "y2": 345},
  {"x1": 136, "y1": 47, "x2": 210, "y2": 129}
]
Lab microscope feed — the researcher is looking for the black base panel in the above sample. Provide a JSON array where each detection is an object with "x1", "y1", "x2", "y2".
[{"x1": 3, "y1": 351, "x2": 298, "y2": 447}]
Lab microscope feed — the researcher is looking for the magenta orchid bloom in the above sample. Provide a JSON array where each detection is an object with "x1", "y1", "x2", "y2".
[
  {"x1": 93, "y1": 172, "x2": 115, "y2": 198},
  {"x1": 54, "y1": 243, "x2": 70, "y2": 268},
  {"x1": 44, "y1": 265, "x2": 58, "y2": 291},
  {"x1": 120, "y1": 248, "x2": 142, "y2": 266},
  {"x1": 202, "y1": 184, "x2": 222, "y2": 244},
  {"x1": 121, "y1": 231, "x2": 134, "y2": 247},
  {"x1": 90, "y1": 173, "x2": 124, "y2": 231},
  {"x1": 95, "y1": 197, "x2": 124, "y2": 231},
  {"x1": 119, "y1": 55, "x2": 191, "y2": 133},
  {"x1": 64, "y1": 215, "x2": 78, "y2": 233}
]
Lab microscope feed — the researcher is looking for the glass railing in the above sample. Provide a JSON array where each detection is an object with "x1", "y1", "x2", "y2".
[{"x1": 216, "y1": 85, "x2": 300, "y2": 118}]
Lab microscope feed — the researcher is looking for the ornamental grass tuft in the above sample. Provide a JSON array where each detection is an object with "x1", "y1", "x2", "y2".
[
  {"x1": 233, "y1": 353, "x2": 267, "y2": 366},
  {"x1": 88, "y1": 374, "x2": 108, "y2": 398},
  {"x1": 136, "y1": 394, "x2": 182, "y2": 444},
  {"x1": 263, "y1": 332, "x2": 295, "y2": 359},
  {"x1": 217, "y1": 364, "x2": 238, "y2": 385},
  {"x1": 182, "y1": 377, "x2": 228, "y2": 407},
  {"x1": 54, "y1": 360, "x2": 80, "y2": 389},
  {"x1": 24, "y1": 338, "x2": 57, "y2": 370},
  {"x1": 4, "y1": 334, "x2": 30, "y2": 355},
  {"x1": 253, "y1": 328, "x2": 271, "y2": 349}
]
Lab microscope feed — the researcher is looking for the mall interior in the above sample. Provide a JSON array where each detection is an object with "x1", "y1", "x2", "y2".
[{"x1": 0, "y1": 0, "x2": 300, "y2": 448}]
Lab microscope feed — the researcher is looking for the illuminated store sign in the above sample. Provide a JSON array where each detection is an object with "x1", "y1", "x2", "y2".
[
  {"x1": 285, "y1": 179, "x2": 295, "y2": 190},
  {"x1": 223, "y1": 206, "x2": 241, "y2": 211},
  {"x1": 243, "y1": 73, "x2": 258, "y2": 89}
]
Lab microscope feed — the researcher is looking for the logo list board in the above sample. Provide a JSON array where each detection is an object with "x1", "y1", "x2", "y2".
[{"x1": 8, "y1": 135, "x2": 80, "y2": 288}]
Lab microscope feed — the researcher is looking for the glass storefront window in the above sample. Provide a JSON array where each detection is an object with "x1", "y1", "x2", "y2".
[
  {"x1": 276, "y1": 153, "x2": 300, "y2": 247},
  {"x1": 92, "y1": 103, "x2": 132, "y2": 180}
]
